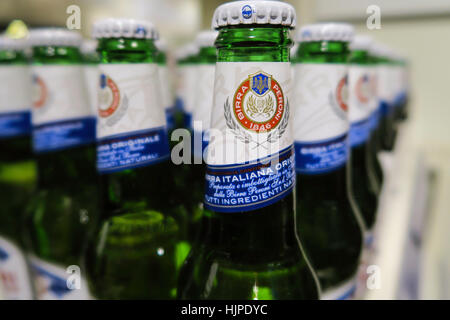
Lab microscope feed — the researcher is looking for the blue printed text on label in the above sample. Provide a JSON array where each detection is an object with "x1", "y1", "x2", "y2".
[
  {"x1": 33, "y1": 117, "x2": 96, "y2": 153},
  {"x1": 204, "y1": 146, "x2": 295, "y2": 213},
  {"x1": 350, "y1": 118, "x2": 371, "y2": 147},
  {"x1": 0, "y1": 111, "x2": 31, "y2": 139},
  {"x1": 97, "y1": 127, "x2": 170, "y2": 173},
  {"x1": 295, "y1": 134, "x2": 348, "y2": 174}
]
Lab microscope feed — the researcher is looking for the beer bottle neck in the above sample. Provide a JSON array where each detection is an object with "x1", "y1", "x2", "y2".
[
  {"x1": 97, "y1": 37, "x2": 170, "y2": 216},
  {"x1": 98, "y1": 38, "x2": 156, "y2": 63},
  {"x1": 293, "y1": 41, "x2": 349, "y2": 64},
  {"x1": 0, "y1": 50, "x2": 32, "y2": 162},
  {"x1": 32, "y1": 45, "x2": 97, "y2": 189},
  {"x1": 0, "y1": 49, "x2": 28, "y2": 64},
  {"x1": 200, "y1": 194, "x2": 299, "y2": 263},
  {"x1": 216, "y1": 25, "x2": 291, "y2": 62},
  {"x1": 197, "y1": 46, "x2": 216, "y2": 64},
  {"x1": 349, "y1": 49, "x2": 371, "y2": 65},
  {"x1": 32, "y1": 46, "x2": 82, "y2": 64}
]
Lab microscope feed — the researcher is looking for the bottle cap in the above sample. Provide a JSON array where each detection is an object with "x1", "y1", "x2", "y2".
[
  {"x1": 28, "y1": 28, "x2": 82, "y2": 47},
  {"x1": 0, "y1": 35, "x2": 28, "y2": 51},
  {"x1": 212, "y1": 0, "x2": 296, "y2": 29},
  {"x1": 92, "y1": 18, "x2": 159, "y2": 40},
  {"x1": 350, "y1": 35, "x2": 373, "y2": 51},
  {"x1": 195, "y1": 30, "x2": 218, "y2": 48},
  {"x1": 297, "y1": 23, "x2": 354, "y2": 42}
]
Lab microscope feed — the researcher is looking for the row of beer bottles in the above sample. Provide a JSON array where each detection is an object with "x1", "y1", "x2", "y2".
[{"x1": 0, "y1": 0, "x2": 410, "y2": 300}]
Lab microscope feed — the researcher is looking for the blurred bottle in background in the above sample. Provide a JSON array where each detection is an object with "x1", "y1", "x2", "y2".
[
  {"x1": 348, "y1": 35, "x2": 379, "y2": 232},
  {"x1": 292, "y1": 23, "x2": 363, "y2": 300},
  {"x1": 179, "y1": 0, "x2": 319, "y2": 300},
  {"x1": 0, "y1": 35, "x2": 35, "y2": 300},
  {"x1": 186, "y1": 30, "x2": 217, "y2": 244},
  {"x1": 373, "y1": 43, "x2": 397, "y2": 151},
  {"x1": 85, "y1": 18, "x2": 182, "y2": 299},
  {"x1": 27, "y1": 28, "x2": 97, "y2": 300}
]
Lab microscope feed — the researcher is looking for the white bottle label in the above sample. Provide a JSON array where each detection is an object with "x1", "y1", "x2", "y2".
[
  {"x1": 192, "y1": 64, "x2": 215, "y2": 159},
  {"x1": 0, "y1": 236, "x2": 33, "y2": 299},
  {"x1": 29, "y1": 255, "x2": 90, "y2": 300},
  {"x1": 97, "y1": 63, "x2": 169, "y2": 173},
  {"x1": 205, "y1": 62, "x2": 295, "y2": 213},
  {"x1": 178, "y1": 64, "x2": 198, "y2": 129},
  {"x1": 292, "y1": 63, "x2": 349, "y2": 174},
  {"x1": 321, "y1": 275, "x2": 357, "y2": 300},
  {"x1": 83, "y1": 64, "x2": 99, "y2": 116},
  {"x1": 31, "y1": 65, "x2": 95, "y2": 153},
  {"x1": 158, "y1": 64, "x2": 175, "y2": 129},
  {"x1": 348, "y1": 65, "x2": 373, "y2": 147},
  {"x1": 0, "y1": 65, "x2": 32, "y2": 138}
]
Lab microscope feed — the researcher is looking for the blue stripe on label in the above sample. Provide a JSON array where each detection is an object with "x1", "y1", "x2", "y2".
[
  {"x1": 204, "y1": 146, "x2": 295, "y2": 213},
  {"x1": 0, "y1": 111, "x2": 31, "y2": 139},
  {"x1": 379, "y1": 100, "x2": 392, "y2": 117},
  {"x1": 337, "y1": 285, "x2": 356, "y2": 300},
  {"x1": 97, "y1": 127, "x2": 170, "y2": 174},
  {"x1": 193, "y1": 129, "x2": 209, "y2": 160},
  {"x1": 31, "y1": 263, "x2": 71, "y2": 299},
  {"x1": 165, "y1": 106, "x2": 175, "y2": 130},
  {"x1": 295, "y1": 134, "x2": 348, "y2": 175},
  {"x1": 33, "y1": 117, "x2": 96, "y2": 153},
  {"x1": 369, "y1": 109, "x2": 380, "y2": 131},
  {"x1": 350, "y1": 118, "x2": 371, "y2": 148}
]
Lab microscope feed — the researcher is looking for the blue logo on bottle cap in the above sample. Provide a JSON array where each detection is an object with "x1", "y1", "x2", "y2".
[{"x1": 242, "y1": 5, "x2": 252, "y2": 19}]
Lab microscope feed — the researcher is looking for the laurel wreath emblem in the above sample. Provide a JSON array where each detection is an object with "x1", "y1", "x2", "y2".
[{"x1": 224, "y1": 97, "x2": 289, "y2": 144}]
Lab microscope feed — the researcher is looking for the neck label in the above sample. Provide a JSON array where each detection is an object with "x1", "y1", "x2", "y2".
[
  {"x1": 96, "y1": 63, "x2": 169, "y2": 173},
  {"x1": 31, "y1": 65, "x2": 95, "y2": 153},
  {"x1": 205, "y1": 62, "x2": 295, "y2": 213},
  {"x1": 192, "y1": 64, "x2": 215, "y2": 159},
  {"x1": 292, "y1": 63, "x2": 349, "y2": 174},
  {"x1": 177, "y1": 65, "x2": 197, "y2": 129},
  {"x1": 0, "y1": 66, "x2": 32, "y2": 139},
  {"x1": 348, "y1": 65, "x2": 376, "y2": 147}
]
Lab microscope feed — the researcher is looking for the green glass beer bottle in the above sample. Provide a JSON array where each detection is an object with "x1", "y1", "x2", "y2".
[
  {"x1": 372, "y1": 43, "x2": 397, "y2": 151},
  {"x1": 27, "y1": 28, "x2": 97, "y2": 299},
  {"x1": 366, "y1": 44, "x2": 384, "y2": 188},
  {"x1": 186, "y1": 30, "x2": 218, "y2": 243},
  {"x1": 292, "y1": 23, "x2": 364, "y2": 299},
  {"x1": 0, "y1": 36, "x2": 35, "y2": 300},
  {"x1": 178, "y1": 0, "x2": 319, "y2": 300},
  {"x1": 348, "y1": 35, "x2": 379, "y2": 229},
  {"x1": 85, "y1": 18, "x2": 181, "y2": 299}
]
